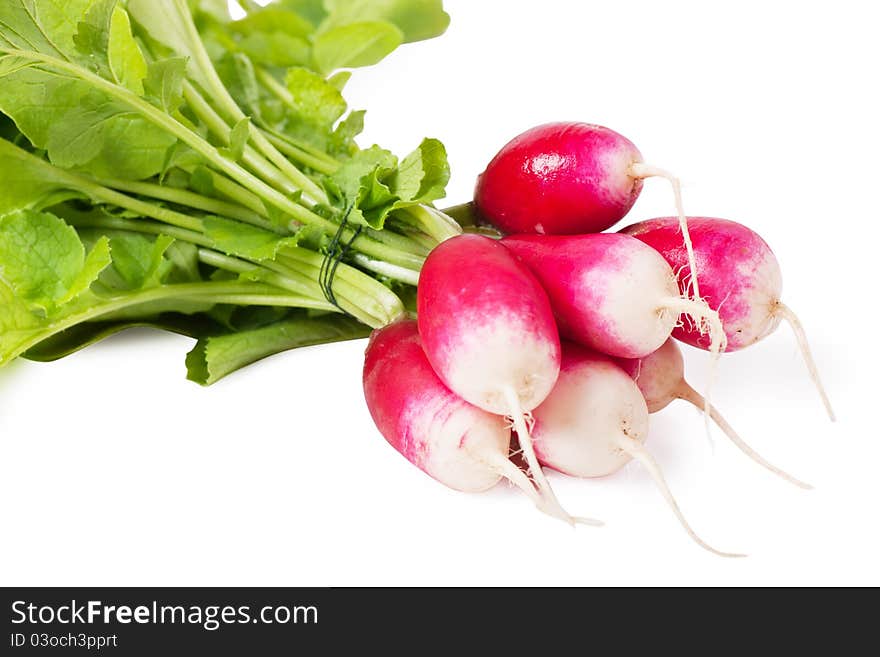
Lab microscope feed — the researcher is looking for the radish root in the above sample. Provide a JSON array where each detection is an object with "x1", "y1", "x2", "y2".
[
  {"x1": 677, "y1": 382, "x2": 812, "y2": 490},
  {"x1": 615, "y1": 433, "x2": 745, "y2": 558},
  {"x1": 661, "y1": 297, "x2": 727, "y2": 445},
  {"x1": 502, "y1": 386, "x2": 576, "y2": 525},
  {"x1": 485, "y1": 452, "x2": 603, "y2": 527},
  {"x1": 629, "y1": 163, "x2": 700, "y2": 302},
  {"x1": 773, "y1": 302, "x2": 836, "y2": 422}
]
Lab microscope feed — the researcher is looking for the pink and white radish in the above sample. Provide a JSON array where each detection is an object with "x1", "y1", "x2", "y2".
[
  {"x1": 500, "y1": 233, "x2": 725, "y2": 360},
  {"x1": 530, "y1": 342, "x2": 743, "y2": 557},
  {"x1": 473, "y1": 122, "x2": 702, "y2": 299},
  {"x1": 622, "y1": 217, "x2": 834, "y2": 420},
  {"x1": 416, "y1": 234, "x2": 573, "y2": 521},
  {"x1": 363, "y1": 320, "x2": 600, "y2": 524},
  {"x1": 616, "y1": 339, "x2": 810, "y2": 489}
]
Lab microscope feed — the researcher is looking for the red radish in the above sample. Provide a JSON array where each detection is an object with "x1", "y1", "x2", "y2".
[
  {"x1": 530, "y1": 342, "x2": 742, "y2": 557},
  {"x1": 500, "y1": 233, "x2": 725, "y2": 360},
  {"x1": 416, "y1": 234, "x2": 572, "y2": 520},
  {"x1": 363, "y1": 320, "x2": 600, "y2": 525},
  {"x1": 616, "y1": 339, "x2": 810, "y2": 489},
  {"x1": 622, "y1": 217, "x2": 835, "y2": 420},
  {"x1": 474, "y1": 122, "x2": 702, "y2": 299}
]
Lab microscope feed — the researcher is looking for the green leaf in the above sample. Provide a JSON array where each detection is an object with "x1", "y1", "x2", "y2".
[
  {"x1": 0, "y1": 277, "x2": 43, "y2": 367},
  {"x1": 23, "y1": 312, "x2": 222, "y2": 362},
  {"x1": 73, "y1": 0, "x2": 118, "y2": 73},
  {"x1": 0, "y1": 66, "x2": 176, "y2": 180},
  {"x1": 102, "y1": 233, "x2": 175, "y2": 291},
  {"x1": 321, "y1": 0, "x2": 450, "y2": 43},
  {"x1": 59, "y1": 236, "x2": 112, "y2": 304},
  {"x1": 219, "y1": 117, "x2": 250, "y2": 161},
  {"x1": 143, "y1": 57, "x2": 187, "y2": 114},
  {"x1": 42, "y1": 90, "x2": 177, "y2": 179},
  {"x1": 312, "y1": 21, "x2": 403, "y2": 73},
  {"x1": 186, "y1": 313, "x2": 370, "y2": 385},
  {"x1": 238, "y1": 31, "x2": 310, "y2": 68},
  {"x1": 108, "y1": 7, "x2": 149, "y2": 94},
  {"x1": 230, "y1": 7, "x2": 314, "y2": 38},
  {"x1": 285, "y1": 67, "x2": 347, "y2": 128},
  {"x1": 189, "y1": 165, "x2": 216, "y2": 196},
  {"x1": 326, "y1": 70, "x2": 352, "y2": 91},
  {"x1": 203, "y1": 216, "x2": 296, "y2": 262},
  {"x1": 215, "y1": 53, "x2": 262, "y2": 120},
  {"x1": 392, "y1": 137, "x2": 449, "y2": 203},
  {"x1": 327, "y1": 145, "x2": 397, "y2": 203},
  {"x1": 0, "y1": 138, "x2": 86, "y2": 214},
  {"x1": 329, "y1": 109, "x2": 365, "y2": 156},
  {"x1": 74, "y1": 0, "x2": 117, "y2": 64},
  {"x1": 278, "y1": 0, "x2": 328, "y2": 28},
  {"x1": 127, "y1": 0, "x2": 212, "y2": 91},
  {"x1": 163, "y1": 240, "x2": 202, "y2": 283},
  {"x1": 0, "y1": 0, "x2": 93, "y2": 59},
  {"x1": 0, "y1": 209, "x2": 109, "y2": 312}
]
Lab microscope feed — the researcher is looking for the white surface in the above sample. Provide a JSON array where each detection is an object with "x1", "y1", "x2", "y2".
[{"x1": 1, "y1": 0, "x2": 878, "y2": 586}]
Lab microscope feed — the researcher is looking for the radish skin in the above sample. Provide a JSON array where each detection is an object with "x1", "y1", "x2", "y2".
[
  {"x1": 500, "y1": 233, "x2": 726, "y2": 359},
  {"x1": 530, "y1": 343, "x2": 743, "y2": 557},
  {"x1": 417, "y1": 234, "x2": 574, "y2": 521},
  {"x1": 622, "y1": 217, "x2": 835, "y2": 420},
  {"x1": 616, "y1": 339, "x2": 811, "y2": 489},
  {"x1": 473, "y1": 122, "x2": 700, "y2": 298},
  {"x1": 362, "y1": 321, "x2": 601, "y2": 525}
]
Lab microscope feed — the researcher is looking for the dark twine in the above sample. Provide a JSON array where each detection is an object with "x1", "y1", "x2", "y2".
[{"x1": 319, "y1": 204, "x2": 362, "y2": 311}]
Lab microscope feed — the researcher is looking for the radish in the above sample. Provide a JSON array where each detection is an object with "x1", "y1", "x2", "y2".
[
  {"x1": 530, "y1": 342, "x2": 743, "y2": 557},
  {"x1": 500, "y1": 233, "x2": 726, "y2": 360},
  {"x1": 473, "y1": 122, "x2": 702, "y2": 299},
  {"x1": 363, "y1": 320, "x2": 600, "y2": 525},
  {"x1": 621, "y1": 217, "x2": 835, "y2": 420},
  {"x1": 416, "y1": 234, "x2": 573, "y2": 521},
  {"x1": 616, "y1": 339, "x2": 810, "y2": 489}
]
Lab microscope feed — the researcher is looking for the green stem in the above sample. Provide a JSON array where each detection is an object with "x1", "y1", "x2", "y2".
[
  {"x1": 198, "y1": 249, "x2": 390, "y2": 328},
  {"x1": 397, "y1": 205, "x2": 462, "y2": 243},
  {"x1": 167, "y1": 0, "x2": 327, "y2": 203},
  {"x1": 263, "y1": 131, "x2": 338, "y2": 176},
  {"x1": 3, "y1": 50, "x2": 431, "y2": 275},
  {"x1": 4, "y1": 281, "x2": 319, "y2": 364},
  {"x1": 13, "y1": 52, "x2": 325, "y2": 228},
  {"x1": 182, "y1": 81, "x2": 302, "y2": 198},
  {"x1": 177, "y1": 165, "x2": 270, "y2": 219},
  {"x1": 65, "y1": 213, "x2": 404, "y2": 327},
  {"x1": 76, "y1": 180, "x2": 204, "y2": 233},
  {"x1": 276, "y1": 247, "x2": 405, "y2": 321},
  {"x1": 93, "y1": 176, "x2": 271, "y2": 229},
  {"x1": 364, "y1": 227, "x2": 431, "y2": 256},
  {"x1": 65, "y1": 212, "x2": 210, "y2": 246}
]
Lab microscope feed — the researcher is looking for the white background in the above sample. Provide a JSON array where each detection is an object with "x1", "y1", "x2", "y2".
[{"x1": 1, "y1": 0, "x2": 878, "y2": 586}]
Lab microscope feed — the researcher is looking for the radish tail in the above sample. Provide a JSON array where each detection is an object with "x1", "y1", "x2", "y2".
[
  {"x1": 629, "y1": 163, "x2": 700, "y2": 301},
  {"x1": 773, "y1": 302, "x2": 836, "y2": 422},
  {"x1": 614, "y1": 433, "x2": 745, "y2": 558},
  {"x1": 502, "y1": 386, "x2": 575, "y2": 525},
  {"x1": 661, "y1": 297, "x2": 727, "y2": 445},
  {"x1": 677, "y1": 382, "x2": 812, "y2": 490},
  {"x1": 483, "y1": 452, "x2": 603, "y2": 527}
]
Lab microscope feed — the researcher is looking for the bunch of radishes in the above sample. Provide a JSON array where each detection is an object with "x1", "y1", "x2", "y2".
[{"x1": 362, "y1": 122, "x2": 833, "y2": 556}]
